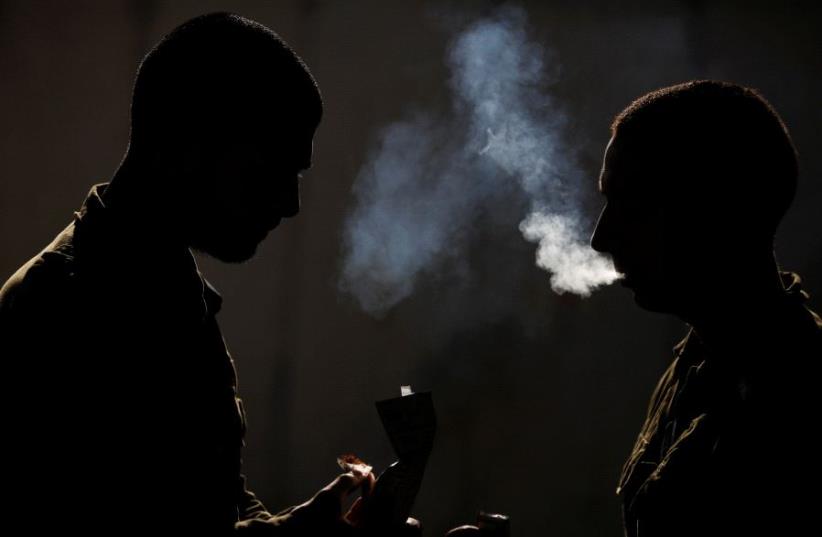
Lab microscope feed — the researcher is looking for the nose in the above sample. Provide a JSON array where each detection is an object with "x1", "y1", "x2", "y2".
[{"x1": 590, "y1": 204, "x2": 610, "y2": 253}]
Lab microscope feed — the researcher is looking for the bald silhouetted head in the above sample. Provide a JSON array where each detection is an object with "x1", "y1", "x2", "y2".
[
  {"x1": 591, "y1": 80, "x2": 798, "y2": 316},
  {"x1": 117, "y1": 12, "x2": 322, "y2": 262}
]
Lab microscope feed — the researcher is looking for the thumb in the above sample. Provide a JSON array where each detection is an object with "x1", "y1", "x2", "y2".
[
  {"x1": 302, "y1": 471, "x2": 367, "y2": 522},
  {"x1": 326, "y1": 471, "x2": 369, "y2": 500}
]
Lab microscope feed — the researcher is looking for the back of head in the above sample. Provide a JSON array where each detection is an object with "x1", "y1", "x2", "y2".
[
  {"x1": 129, "y1": 12, "x2": 322, "y2": 155},
  {"x1": 610, "y1": 80, "x2": 798, "y2": 242}
]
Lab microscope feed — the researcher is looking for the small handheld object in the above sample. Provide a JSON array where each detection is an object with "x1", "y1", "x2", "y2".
[{"x1": 365, "y1": 386, "x2": 436, "y2": 530}]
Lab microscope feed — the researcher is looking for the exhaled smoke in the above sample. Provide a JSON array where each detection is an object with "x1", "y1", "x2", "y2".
[
  {"x1": 340, "y1": 6, "x2": 621, "y2": 316},
  {"x1": 520, "y1": 211, "x2": 620, "y2": 297}
]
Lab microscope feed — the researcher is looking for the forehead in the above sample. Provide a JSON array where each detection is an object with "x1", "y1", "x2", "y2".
[
  {"x1": 598, "y1": 136, "x2": 620, "y2": 194},
  {"x1": 598, "y1": 134, "x2": 650, "y2": 197}
]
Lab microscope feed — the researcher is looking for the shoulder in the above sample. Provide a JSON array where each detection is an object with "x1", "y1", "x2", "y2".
[{"x1": 0, "y1": 224, "x2": 77, "y2": 320}]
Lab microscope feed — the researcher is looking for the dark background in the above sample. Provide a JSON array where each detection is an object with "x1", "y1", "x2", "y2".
[{"x1": 1, "y1": 1, "x2": 820, "y2": 535}]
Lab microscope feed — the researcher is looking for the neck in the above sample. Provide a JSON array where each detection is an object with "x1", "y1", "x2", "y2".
[
  {"x1": 680, "y1": 251, "x2": 787, "y2": 350},
  {"x1": 102, "y1": 151, "x2": 189, "y2": 253}
]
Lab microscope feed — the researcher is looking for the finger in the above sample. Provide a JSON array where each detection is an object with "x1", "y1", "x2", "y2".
[{"x1": 326, "y1": 471, "x2": 368, "y2": 499}]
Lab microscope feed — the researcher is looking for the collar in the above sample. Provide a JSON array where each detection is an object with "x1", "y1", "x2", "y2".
[
  {"x1": 72, "y1": 182, "x2": 223, "y2": 318},
  {"x1": 672, "y1": 270, "x2": 815, "y2": 364},
  {"x1": 779, "y1": 271, "x2": 809, "y2": 303}
]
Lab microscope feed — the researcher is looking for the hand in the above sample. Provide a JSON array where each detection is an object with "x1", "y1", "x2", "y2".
[
  {"x1": 284, "y1": 471, "x2": 375, "y2": 534},
  {"x1": 236, "y1": 471, "x2": 422, "y2": 536},
  {"x1": 235, "y1": 471, "x2": 369, "y2": 535}
]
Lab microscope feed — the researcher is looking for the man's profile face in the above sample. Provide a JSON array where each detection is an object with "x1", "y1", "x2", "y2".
[
  {"x1": 590, "y1": 135, "x2": 676, "y2": 312},
  {"x1": 186, "y1": 112, "x2": 318, "y2": 263},
  {"x1": 592, "y1": 132, "x2": 757, "y2": 316}
]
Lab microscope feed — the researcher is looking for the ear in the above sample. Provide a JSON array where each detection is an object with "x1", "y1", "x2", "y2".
[{"x1": 152, "y1": 137, "x2": 205, "y2": 191}]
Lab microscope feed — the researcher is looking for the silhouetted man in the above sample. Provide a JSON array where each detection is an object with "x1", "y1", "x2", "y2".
[
  {"x1": 0, "y1": 13, "x2": 379, "y2": 535},
  {"x1": 590, "y1": 81, "x2": 821, "y2": 536}
]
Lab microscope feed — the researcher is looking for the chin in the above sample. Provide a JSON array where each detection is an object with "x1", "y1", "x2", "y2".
[
  {"x1": 209, "y1": 244, "x2": 259, "y2": 263},
  {"x1": 192, "y1": 237, "x2": 262, "y2": 263},
  {"x1": 631, "y1": 286, "x2": 678, "y2": 314}
]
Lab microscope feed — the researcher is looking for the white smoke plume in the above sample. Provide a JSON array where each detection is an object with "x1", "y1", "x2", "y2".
[{"x1": 340, "y1": 6, "x2": 621, "y2": 315}]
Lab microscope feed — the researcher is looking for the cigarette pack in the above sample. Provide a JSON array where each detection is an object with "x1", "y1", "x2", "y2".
[{"x1": 364, "y1": 388, "x2": 436, "y2": 530}]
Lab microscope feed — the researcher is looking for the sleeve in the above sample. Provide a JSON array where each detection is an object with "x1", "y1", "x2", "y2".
[
  {"x1": 626, "y1": 413, "x2": 718, "y2": 537},
  {"x1": 630, "y1": 402, "x2": 797, "y2": 537},
  {"x1": 237, "y1": 473, "x2": 274, "y2": 522},
  {"x1": 235, "y1": 473, "x2": 300, "y2": 534},
  {"x1": 232, "y1": 394, "x2": 272, "y2": 523},
  {"x1": 0, "y1": 254, "x2": 83, "y2": 524},
  {"x1": 234, "y1": 396, "x2": 300, "y2": 527}
]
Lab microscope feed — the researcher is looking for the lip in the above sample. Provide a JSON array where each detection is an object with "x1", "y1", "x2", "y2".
[{"x1": 618, "y1": 271, "x2": 633, "y2": 287}]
